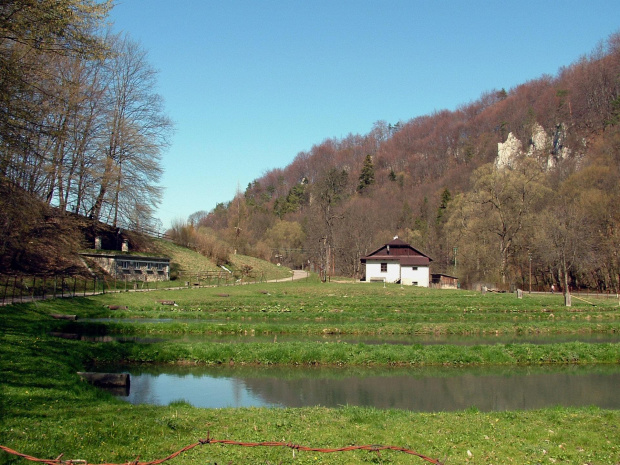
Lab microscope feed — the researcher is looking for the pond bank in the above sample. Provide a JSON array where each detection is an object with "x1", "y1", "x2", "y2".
[{"x1": 87, "y1": 339, "x2": 620, "y2": 367}]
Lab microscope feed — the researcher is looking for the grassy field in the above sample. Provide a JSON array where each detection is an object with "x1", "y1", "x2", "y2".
[{"x1": 1, "y1": 280, "x2": 619, "y2": 464}]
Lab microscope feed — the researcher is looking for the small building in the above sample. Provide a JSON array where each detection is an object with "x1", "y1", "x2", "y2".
[
  {"x1": 360, "y1": 237, "x2": 432, "y2": 286},
  {"x1": 431, "y1": 273, "x2": 459, "y2": 289},
  {"x1": 80, "y1": 252, "x2": 170, "y2": 282}
]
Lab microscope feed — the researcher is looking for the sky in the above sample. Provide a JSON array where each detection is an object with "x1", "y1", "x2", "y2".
[{"x1": 107, "y1": 0, "x2": 620, "y2": 230}]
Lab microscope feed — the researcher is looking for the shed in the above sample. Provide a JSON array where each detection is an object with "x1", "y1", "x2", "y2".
[{"x1": 431, "y1": 273, "x2": 459, "y2": 289}]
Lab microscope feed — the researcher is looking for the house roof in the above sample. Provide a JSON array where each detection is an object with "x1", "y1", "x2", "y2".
[
  {"x1": 79, "y1": 252, "x2": 170, "y2": 262},
  {"x1": 431, "y1": 273, "x2": 458, "y2": 279},
  {"x1": 360, "y1": 237, "x2": 432, "y2": 264}
]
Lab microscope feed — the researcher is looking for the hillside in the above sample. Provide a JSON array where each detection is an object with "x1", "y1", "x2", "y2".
[
  {"x1": 152, "y1": 239, "x2": 293, "y2": 281},
  {"x1": 186, "y1": 32, "x2": 620, "y2": 292},
  {"x1": 0, "y1": 180, "x2": 291, "y2": 281}
]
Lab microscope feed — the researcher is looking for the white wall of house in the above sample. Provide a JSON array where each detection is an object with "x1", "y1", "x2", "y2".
[
  {"x1": 364, "y1": 260, "x2": 429, "y2": 286},
  {"x1": 400, "y1": 266, "x2": 430, "y2": 287}
]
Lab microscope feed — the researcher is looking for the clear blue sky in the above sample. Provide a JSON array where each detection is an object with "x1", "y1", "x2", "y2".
[{"x1": 108, "y1": 0, "x2": 620, "y2": 230}]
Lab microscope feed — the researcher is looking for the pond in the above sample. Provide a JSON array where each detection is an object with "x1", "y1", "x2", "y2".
[{"x1": 100, "y1": 364, "x2": 620, "y2": 412}]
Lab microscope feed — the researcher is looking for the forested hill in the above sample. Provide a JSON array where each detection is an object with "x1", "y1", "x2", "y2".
[{"x1": 179, "y1": 32, "x2": 620, "y2": 291}]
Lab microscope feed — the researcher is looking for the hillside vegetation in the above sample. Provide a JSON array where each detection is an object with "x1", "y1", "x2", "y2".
[
  {"x1": 0, "y1": 181, "x2": 290, "y2": 282},
  {"x1": 153, "y1": 238, "x2": 292, "y2": 282},
  {"x1": 177, "y1": 32, "x2": 620, "y2": 293}
]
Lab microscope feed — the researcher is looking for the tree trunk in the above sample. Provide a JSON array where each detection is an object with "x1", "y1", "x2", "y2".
[{"x1": 562, "y1": 253, "x2": 571, "y2": 307}]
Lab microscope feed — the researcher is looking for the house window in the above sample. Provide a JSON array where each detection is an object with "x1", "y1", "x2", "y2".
[
  {"x1": 380, "y1": 263, "x2": 387, "y2": 272},
  {"x1": 411, "y1": 266, "x2": 418, "y2": 271}
]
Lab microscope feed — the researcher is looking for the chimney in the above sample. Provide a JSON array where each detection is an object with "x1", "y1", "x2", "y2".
[
  {"x1": 94, "y1": 236, "x2": 102, "y2": 250},
  {"x1": 122, "y1": 239, "x2": 129, "y2": 252}
]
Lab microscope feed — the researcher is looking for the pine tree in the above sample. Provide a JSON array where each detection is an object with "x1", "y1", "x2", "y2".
[{"x1": 357, "y1": 155, "x2": 375, "y2": 193}]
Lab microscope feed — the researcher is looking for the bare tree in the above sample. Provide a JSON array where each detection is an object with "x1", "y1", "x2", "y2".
[{"x1": 89, "y1": 33, "x2": 172, "y2": 229}]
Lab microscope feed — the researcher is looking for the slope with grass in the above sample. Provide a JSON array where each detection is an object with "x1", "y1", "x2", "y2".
[{"x1": 152, "y1": 238, "x2": 293, "y2": 282}]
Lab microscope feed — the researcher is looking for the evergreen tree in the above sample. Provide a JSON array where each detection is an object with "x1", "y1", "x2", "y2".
[
  {"x1": 436, "y1": 188, "x2": 452, "y2": 223},
  {"x1": 357, "y1": 154, "x2": 375, "y2": 193}
]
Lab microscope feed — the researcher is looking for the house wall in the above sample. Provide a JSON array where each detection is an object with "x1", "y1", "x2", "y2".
[
  {"x1": 85, "y1": 255, "x2": 170, "y2": 282},
  {"x1": 364, "y1": 261, "x2": 400, "y2": 283},
  {"x1": 400, "y1": 266, "x2": 430, "y2": 287},
  {"x1": 364, "y1": 261, "x2": 429, "y2": 286}
]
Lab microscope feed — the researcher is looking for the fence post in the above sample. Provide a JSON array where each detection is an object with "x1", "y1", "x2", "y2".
[
  {"x1": 2, "y1": 276, "x2": 9, "y2": 305},
  {"x1": 73, "y1": 277, "x2": 77, "y2": 297},
  {"x1": 32, "y1": 277, "x2": 36, "y2": 301},
  {"x1": 2, "y1": 276, "x2": 8, "y2": 305}
]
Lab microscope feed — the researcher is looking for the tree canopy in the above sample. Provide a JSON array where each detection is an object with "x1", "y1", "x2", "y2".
[{"x1": 0, "y1": 0, "x2": 171, "y2": 232}]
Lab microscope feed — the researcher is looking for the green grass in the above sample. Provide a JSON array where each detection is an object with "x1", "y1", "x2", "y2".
[
  {"x1": 151, "y1": 239, "x2": 293, "y2": 282},
  {"x1": 1, "y1": 282, "x2": 620, "y2": 464},
  {"x1": 152, "y1": 239, "x2": 218, "y2": 270},
  {"x1": 43, "y1": 281, "x2": 620, "y2": 338}
]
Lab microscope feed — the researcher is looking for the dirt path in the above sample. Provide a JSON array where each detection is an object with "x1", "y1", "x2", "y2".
[{"x1": 266, "y1": 269, "x2": 310, "y2": 283}]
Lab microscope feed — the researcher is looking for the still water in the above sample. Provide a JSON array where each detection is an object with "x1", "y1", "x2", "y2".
[{"x1": 106, "y1": 364, "x2": 620, "y2": 412}]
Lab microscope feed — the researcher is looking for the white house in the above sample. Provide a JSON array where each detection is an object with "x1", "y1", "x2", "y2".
[{"x1": 360, "y1": 237, "x2": 432, "y2": 286}]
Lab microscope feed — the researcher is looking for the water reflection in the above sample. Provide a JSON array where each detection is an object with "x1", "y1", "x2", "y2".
[{"x1": 107, "y1": 364, "x2": 620, "y2": 412}]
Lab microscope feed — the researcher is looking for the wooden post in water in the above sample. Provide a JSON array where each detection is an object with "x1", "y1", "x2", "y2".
[{"x1": 77, "y1": 372, "x2": 130, "y2": 388}]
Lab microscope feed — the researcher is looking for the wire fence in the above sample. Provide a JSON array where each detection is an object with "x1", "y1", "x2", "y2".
[
  {"x1": 0, "y1": 270, "x2": 272, "y2": 306},
  {"x1": 0, "y1": 434, "x2": 445, "y2": 464}
]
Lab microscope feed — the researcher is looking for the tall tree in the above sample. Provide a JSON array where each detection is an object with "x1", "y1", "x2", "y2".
[
  {"x1": 89, "y1": 33, "x2": 172, "y2": 229},
  {"x1": 357, "y1": 154, "x2": 375, "y2": 193},
  {"x1": 309, "y1": 168, "x2": 349, "y2": 281},
  {"x1": 0, "y1": 0, "x2": 111, "y2": 180},
  {"x1": 446, "y1": 158, "x2": 549, "y2": 285}
]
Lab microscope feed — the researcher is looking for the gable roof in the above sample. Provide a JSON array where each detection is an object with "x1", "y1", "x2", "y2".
[{"x1": 360, "y1": 237, "x2": 432, "y2": 264}]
